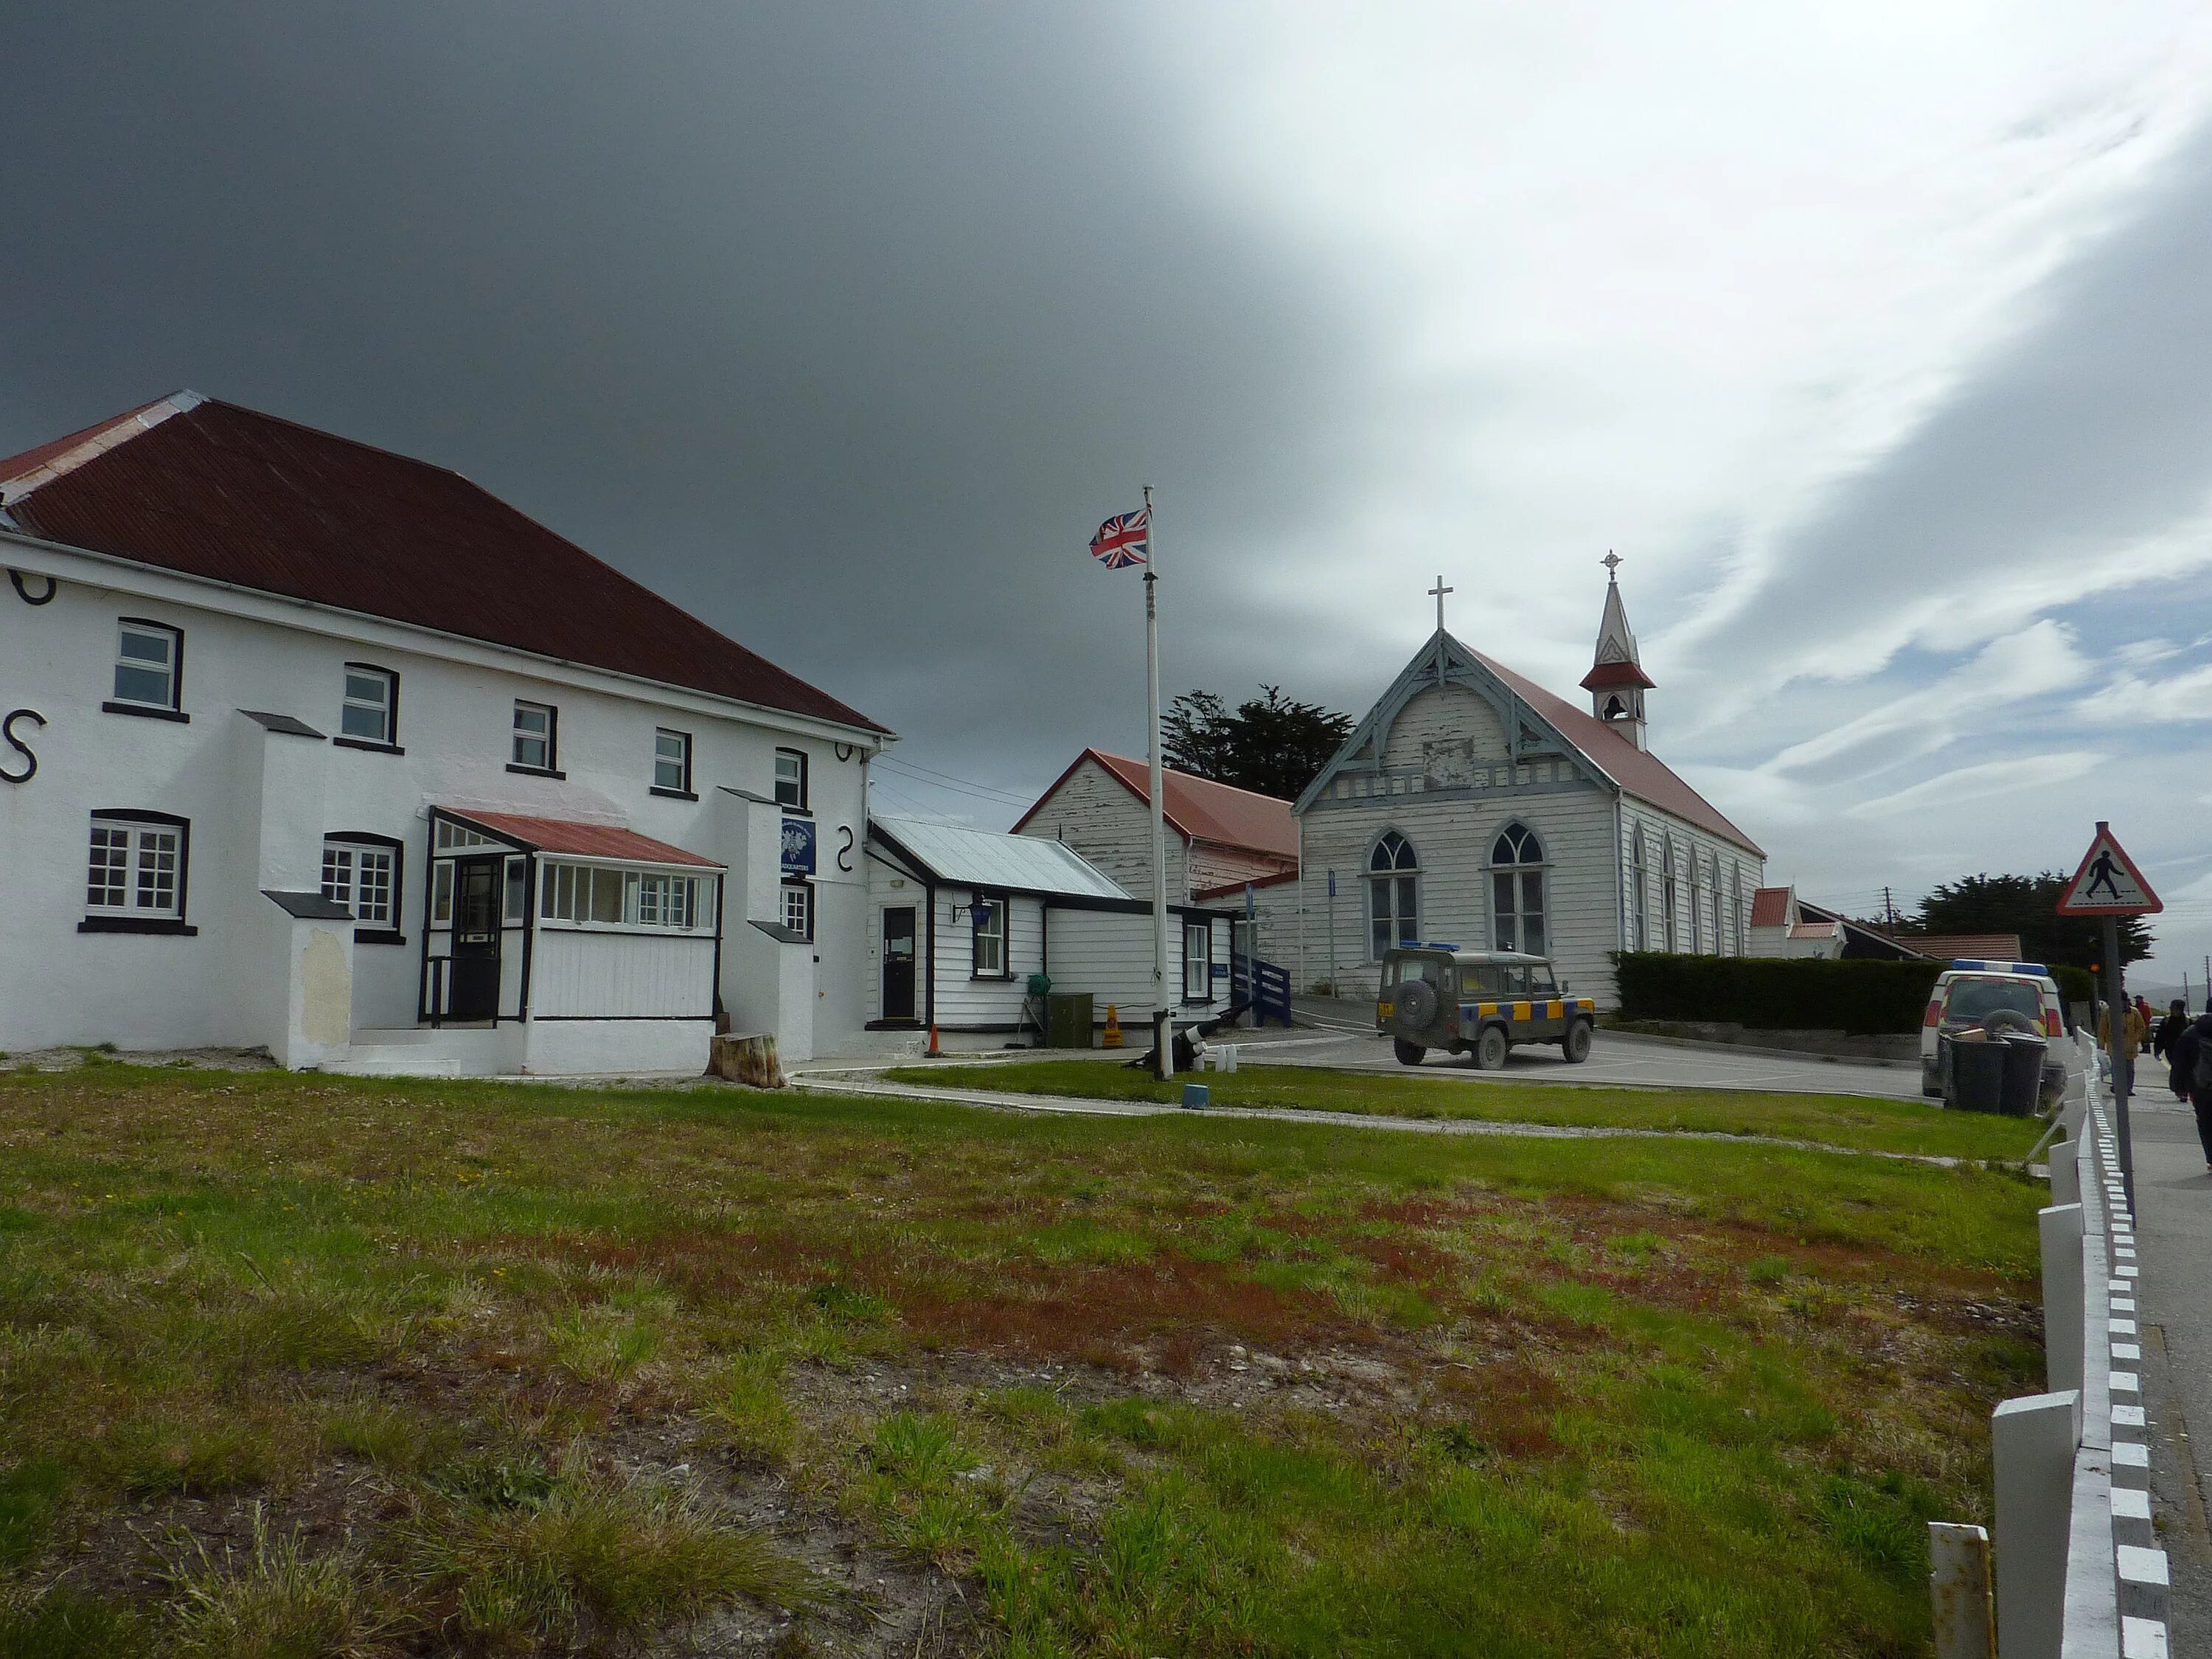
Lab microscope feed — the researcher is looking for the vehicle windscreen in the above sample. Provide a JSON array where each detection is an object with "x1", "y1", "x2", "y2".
[{"x1": 1942, "y1": 978, "x2": 2044, "y2": 1023}]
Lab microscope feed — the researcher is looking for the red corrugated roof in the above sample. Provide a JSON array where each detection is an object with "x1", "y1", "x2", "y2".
[
  {"x1": 1883, "y1": 932, "x2": 2025, "y2": 961},
  {"x1": 1012, "y1": 748, "x2": 1299, "y2": 862},
  {"x1": 1749, "y1": 886, "x2": 1794, "y2": 928},
  {"x1": 1473, "y1": 648, "x2": 1763, "y2": 855},
  {"x1": 1788, "y1": 920, "x2": 1838, "y2": 940},
  {"x1": 0, "y1": 395, "x2": 888, "y2": 734},
  {"x1": 448, "y1": 810, "x2": 722, "y2": 867}
]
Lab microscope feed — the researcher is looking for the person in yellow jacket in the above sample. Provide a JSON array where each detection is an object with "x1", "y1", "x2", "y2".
[{"x1": 2098, "y1": 999, "x2": 2149, "y2": 1093}]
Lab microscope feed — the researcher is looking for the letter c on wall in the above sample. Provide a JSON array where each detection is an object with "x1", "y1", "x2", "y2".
[
  {"x1": 1, "y1": 709, "x2": 44, "y2": 783},
  {"x1": 7, "y1": 571, "x2": 58, "y2": 605}
]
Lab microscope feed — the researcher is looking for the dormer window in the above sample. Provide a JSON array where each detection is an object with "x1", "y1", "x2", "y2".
[{"x1": 107, "y1": 619, "x2": 184, "y2": 719}]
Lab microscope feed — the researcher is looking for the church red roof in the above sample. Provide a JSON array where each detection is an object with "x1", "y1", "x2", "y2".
[
  {"x1": 1749, "y1": 887, "x2": 1794, "y2": 927},
  {"x1": 1013, "y1": 748, "x2": 1300, "y2": 863},
  {"x1": 1473, "y1": 647, "x2": 1764, "y2": 856},
  {"x1": 0, "y1": 394, "x2": 888, "y2": 735},
  {"x1": 1580, "y1": 658, "x2": 1657, "y2": 692}
]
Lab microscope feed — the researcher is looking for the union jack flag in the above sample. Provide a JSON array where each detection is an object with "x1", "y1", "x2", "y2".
[{"x1": 1089, "y1": 507, "x2": 1150, "y2": 569}]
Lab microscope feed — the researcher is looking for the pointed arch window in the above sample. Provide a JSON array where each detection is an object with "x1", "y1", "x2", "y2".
[
  {"x1": 1489, "y1": 822, "x2": 1547, "y2": 956},
  {"x1": 1629, "y1": 828, "x2": 1649, "y2": 951},
  {"x1": 1368, "y1": 832, "x2": 1419, "y2": 959},
  {"x1": 1661, "y1": 837, "x2": 1679, "y2": 953}
]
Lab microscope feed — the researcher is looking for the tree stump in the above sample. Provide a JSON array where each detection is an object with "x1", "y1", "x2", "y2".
[{"x1": 711, "y1": 1032, "x2": 785, "y2": 1089}]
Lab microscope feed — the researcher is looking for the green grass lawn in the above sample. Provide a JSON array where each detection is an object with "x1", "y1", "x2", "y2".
[
  {"x1": 0, "y1": 1059, "x2": 2045, "y2": 1656},
  {"x1": 887, "y1": 1058, "x2": 2047, "y2": 1161}
]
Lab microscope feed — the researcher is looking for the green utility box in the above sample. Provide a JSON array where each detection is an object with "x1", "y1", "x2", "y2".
[{"x1": 1046, "y1": 992, "x2": 1094, "y2": 1050}]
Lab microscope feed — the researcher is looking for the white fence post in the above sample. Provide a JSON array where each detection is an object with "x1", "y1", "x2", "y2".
[
  {"x1": 2048, "y1": 1133, "x2": 2081, "y2": 1208},
  {"x1": 1994, "y1": 1391, "x2": 2079, "y2": 1659},
  {"x1": 2039, "y1": 1203, "x2": 2085, "y2": 1397}
]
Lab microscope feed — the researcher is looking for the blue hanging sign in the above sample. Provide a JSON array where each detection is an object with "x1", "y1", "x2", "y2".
[{"x1": 780, "y1": 817, "x2": 816, "y2": 874}]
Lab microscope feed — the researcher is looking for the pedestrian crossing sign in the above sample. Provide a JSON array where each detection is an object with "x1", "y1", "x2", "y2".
[{"x1": 2056, "y1": 822, "x2": 2161, "y2": 916}]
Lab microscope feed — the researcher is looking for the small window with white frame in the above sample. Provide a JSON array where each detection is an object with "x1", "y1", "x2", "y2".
[
  {"x1": 320, "y1": 835, "x2": 402, "y2": 936},
  {"x1": 782, "y1": 880, "x2": 814, "y2": 941},
  {"x1": 339, "y1": 664, "x2": 398, "y2": 746},
  {"x1": 773, "y1": 748, "x2": 808, "y2": 810},
  {"x1": 511, "y1": 700, "x2": 557, "y2": 772},
  {"x1": 111, "y1": 619, "x2": 182, "y2": 713},
  {"x1": 1183, "y1": 919, "x2": 1211, "y2": 1001},
  {"x1": 653, "y1": 728, "x2": 692, "y2": 795},
  {"x1": 970, "y1": 892, "x2": 1006, "y2": 977},
  {"x1": 83, "y1": 812, "x2": 190, "y2": 931}
]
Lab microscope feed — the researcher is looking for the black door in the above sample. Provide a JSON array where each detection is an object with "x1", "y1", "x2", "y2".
[
  {"x1": 881, "y1": 906, "x2": 917, "y2": 1022},
  {"x1": 448, "y1": 857, "x2": 502, "y2": 1021}
]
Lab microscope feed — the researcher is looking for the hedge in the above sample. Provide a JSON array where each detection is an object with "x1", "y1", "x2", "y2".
[{"x1": 1612, "y1": 953, "x2": 2092, "y2": 1035}]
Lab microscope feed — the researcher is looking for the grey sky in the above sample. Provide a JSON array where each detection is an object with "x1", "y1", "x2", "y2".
[{"x1": 7, "y1": 3, "x2": 2212, "y2": 976}]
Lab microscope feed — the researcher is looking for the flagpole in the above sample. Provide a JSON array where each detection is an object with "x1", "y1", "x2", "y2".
[{"x1": 1144, "y1": 484, "x2": 1174, "y2": 1081}]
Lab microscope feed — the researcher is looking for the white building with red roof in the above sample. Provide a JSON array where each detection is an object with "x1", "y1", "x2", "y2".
[
  {"x1": 1293, "y1": 566, "x2": 1767, "y2": 1005},
  {"x1": 0, "y1": 393, "x2": 889, "y2": 1073}
]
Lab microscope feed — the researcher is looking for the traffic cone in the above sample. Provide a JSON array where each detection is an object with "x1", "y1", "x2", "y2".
[
  {"x1": 1102, "y1": 1005, "x2": 1123, "y2": 1048},
  {"x1": 926, "y1": 1023, "x2": 942, "y2": 1058}
]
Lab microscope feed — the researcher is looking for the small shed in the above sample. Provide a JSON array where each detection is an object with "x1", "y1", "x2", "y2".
[{"x1": 866, "y1": 814, "x2": 1236, "y2": 1041}]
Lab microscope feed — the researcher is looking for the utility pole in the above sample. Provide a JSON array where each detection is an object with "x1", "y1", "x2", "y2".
[{"x1": 1882, "y1": 886, "x2": 1895, "y2": 927}]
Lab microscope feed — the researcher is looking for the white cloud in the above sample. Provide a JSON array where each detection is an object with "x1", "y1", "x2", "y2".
[
  {"x1": 2073, "y1": 658, "x2": 2212, "y2": 723},
  {"x1": 1846, "y1": 751, "x2": 2100, "y2": 819}
]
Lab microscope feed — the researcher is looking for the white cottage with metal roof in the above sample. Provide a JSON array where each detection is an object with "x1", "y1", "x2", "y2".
[
  {"x1": 864, "y1": 814, "x2": 1236, "y2": 1045},
  {"x1": 1295, "y1": 568, "x2": 1766, "y2": 1006}
]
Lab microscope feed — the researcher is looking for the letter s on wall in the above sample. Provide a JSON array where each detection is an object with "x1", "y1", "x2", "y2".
[
  {"x1": 836, "y1": 824, "x2": 855, "y2": 873},
  {"x1": 1, "y1": 709, "x2": 45, "y2": 784}
]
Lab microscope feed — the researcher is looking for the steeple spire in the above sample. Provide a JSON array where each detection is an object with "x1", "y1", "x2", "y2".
[{"x1": 1579, "y1": 552, "x2": 1655, "y2": 748}]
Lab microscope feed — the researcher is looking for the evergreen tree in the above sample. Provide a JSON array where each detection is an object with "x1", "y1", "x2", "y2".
[
  {"x1": 1907, "y1": 872, "x2": 2152, "y2": 970},
  {"x1": 1162, "y1": 684, "x2": 1352, "y2": 801}
]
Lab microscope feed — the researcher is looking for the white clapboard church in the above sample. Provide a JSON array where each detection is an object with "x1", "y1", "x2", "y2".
[
  {"x1": 1293, "y1": 564, "x2": 1765, "y2": 1005},
  {"x1": 0, "y1": 393, "x2": 888, "y2": 1074}
]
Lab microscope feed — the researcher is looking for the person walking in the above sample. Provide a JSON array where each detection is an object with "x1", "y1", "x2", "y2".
[
  {"x1": 2100, "y1": 998, "x2": 2149, "y2": 1098},
  {"x1": 2155, "y1": 998, "x2": 2189, "y2": 1088},
  {"x1": 2178, "y1": 1009, "x2": 2212, "y2": 1173}
]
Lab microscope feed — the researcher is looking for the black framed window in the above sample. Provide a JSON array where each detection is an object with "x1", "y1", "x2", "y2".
[
  {"x1": 970, "y1": 893, "x2": 1006, "y2": 978},
  {"x1": 339, "y1": 664, "x2": 399, "y2": 748},
  {"x1": 80, "y1": 810, "x2": 195, "y2": 934},
  {"x1": 782, "y1": 880, "x2": 814, "y2": 942},
  {"x1": 108, "y1": 619, "x2": 184, "y2": 716},
  {"x1": 1489, "y1": 822, "x2": 1547, "y2": 956},
  {"x1": 511, "y1": 700, "x2": 557, "y2": 772},
  {"x1": 653, "y1": 728, "x2": 693, "y2": 796},
  {"x1": 773, "y1": 747, "x2": 808, "y2": 810},
  {"x1": 321, "y1": 833, "x2": 405, "y2": 941}
]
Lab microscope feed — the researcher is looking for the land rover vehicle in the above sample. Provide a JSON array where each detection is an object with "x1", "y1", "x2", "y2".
[
  {"x1": 1376, "y1": 945, "x2": 1596, "y2": 1069},
  {"x1": 1919, "y1": 959, "x2": 2079, "y2": 1110}
]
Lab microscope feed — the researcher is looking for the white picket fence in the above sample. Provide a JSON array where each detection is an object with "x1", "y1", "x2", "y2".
[{"x1": 1966, "y1": 1084, "x2": 2171, "y2": 1658}]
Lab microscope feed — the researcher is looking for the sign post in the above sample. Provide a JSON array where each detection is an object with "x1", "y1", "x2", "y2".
[{"x1": 2056, "y1": 821, "x2": 2163, "y2": 1210}]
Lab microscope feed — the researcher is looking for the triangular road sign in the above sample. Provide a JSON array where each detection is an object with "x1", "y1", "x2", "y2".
[{"x1": 2056, "y1": 821, "x2": 2162, "y2": 916}]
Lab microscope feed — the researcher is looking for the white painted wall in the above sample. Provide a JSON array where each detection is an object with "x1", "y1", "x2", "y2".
[
  {"x1": 1016, "y1": 758, "x2": 1192, "y2": 904},
  {"x1": 0, "y1": 538, "x2": 880, "y2": 1065}
]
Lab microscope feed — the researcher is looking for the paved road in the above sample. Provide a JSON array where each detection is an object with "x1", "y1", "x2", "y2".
[
  {"x1": 1242, "y1": 1026, "x2": 1924, "y2": 1099},
  {"x1": 2126, "y1": 1096, "x2": 2212, "y2": 1649}
]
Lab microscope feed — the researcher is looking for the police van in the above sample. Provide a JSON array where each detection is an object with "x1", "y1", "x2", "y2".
[{"x1": 1376, "y1": 945, "x2": 1596, "y2": 1070}]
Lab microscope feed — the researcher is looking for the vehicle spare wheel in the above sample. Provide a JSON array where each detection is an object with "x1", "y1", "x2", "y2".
[
  {"x1": 1475, "y1": 1026, "x2": 1508, "y2": 1070},
  {"x1": 1396, "y1": 979, "x2": 1438, "y2": 1027},
  {"x1": 1979, "y1": 1007, "x2": 2036, "y2": 1037}
]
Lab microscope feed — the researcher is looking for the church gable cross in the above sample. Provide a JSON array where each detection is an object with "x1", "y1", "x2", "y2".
[{"x1": 1428, "y1": 574, "x2": 1453, "y2": 633}]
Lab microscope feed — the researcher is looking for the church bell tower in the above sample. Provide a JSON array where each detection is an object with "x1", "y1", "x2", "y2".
[{"x1": 1579, "y1": 553, "x2": 1655, "y2": 749}]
